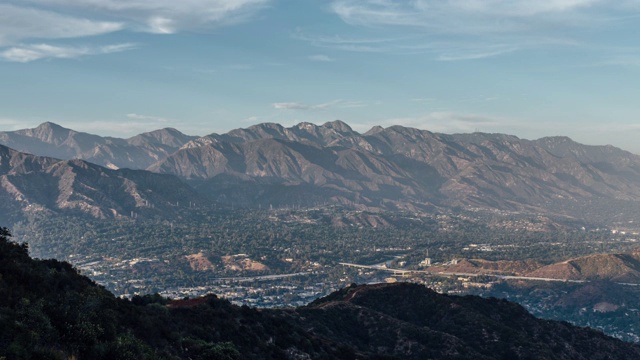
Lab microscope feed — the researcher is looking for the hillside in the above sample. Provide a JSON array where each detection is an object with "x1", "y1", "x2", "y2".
[
  {"x1": 527, "y1": 250, "x2": 640, "y2": 282},
  {"x1": 2, "y1": 229, "x2": 640, "y2": 359},
  {"x1": 0, "y1": 144, "x2": 201, "y2": 219},
  {"x1": 153, "y1": 121, "x2": 640, "y2": 218}
]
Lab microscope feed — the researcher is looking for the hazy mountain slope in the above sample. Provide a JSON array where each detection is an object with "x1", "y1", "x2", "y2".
[
  {"x1": 152, "y1": 136, "x2": 440, "y2": 211},
  {"x1": 181, "y1": 120, "x2": 358, "y2": 149},
  {"x1": 152, "y1": 122, "x2": 640, "y2": 217},
  {"x1": 6, "y1": 121, "x2": 640, "y2": 218},
  {"x1": 0, "y1": 123, "x2": 196, "y2": 170},
  {"x1": 0, "y1": 144, "x2": 201, "y2": 219},
  {"x1": 85, "y1": 127, "x2": 197, "y2": 170},
  {"x1": 0, "y1": 122, "x2": 113, "y2": 159}
]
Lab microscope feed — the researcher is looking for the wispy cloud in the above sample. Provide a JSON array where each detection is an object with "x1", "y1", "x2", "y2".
[
  {"x1": 0, "y1": 1, "x2": 271, "y2": 61},
  {"x1": 71, "y1": 121, "x2": 159, "y2": 136},
  {"x1": 126, "y1": 113, "x2": 169, "y2": 123},
  {"x1": 437, "y1": 45, "x2": 518, "y2": 61},
  {"x1": 243, "y1": 116, "x2": 259, "y2": 123},
  {"x1": 381, "y1": 112, "x2": 513, "y2": 134},
  {"x1": 308, "y1": 54, "x2": 334, "y2": 62},
  {"x1": 313, "y1": 1, "x2": 640, "y2": 61},
  {"x1": 411, "y1": 98, "x2": 437, "y2": 103},
  {"x1": 273, "y1": 102, "x2": 316, "y2": 110},
  {"x1": 330, "y1": 0, "x2": 609, "y2": 33},
  {"x1": 596, "y1": 54, "x2": 640, "y2": 67},
  {"x1": 0, "y1": 117, "x2": 34, "y2": 130},
  {"x1": 293, "y1": 29, "x2": 407, "y2": 53},
  {"x1": 1, "y1": 43, "x2": 136, "y2": 62},
  {"x1": 295, "y1": 29, "x2": 523, "y2": 60},
  {"x1": 72, "y1": 115, "x2": 173, "y2": 136},
  {"x1": 0, "y1": 4, "x2": 123, "y2": 46},
  {"x1": 273, "y1": 100, "x2": 367, "y2": 111},
  {"x1": 21, "y1": 0, "x2": 271, "y2": 34}
]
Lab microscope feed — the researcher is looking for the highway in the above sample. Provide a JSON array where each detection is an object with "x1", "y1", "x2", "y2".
[
  {"x1": 208, "y1": 272, "x2": 310, "y2": 283},
  {"x1": 339, "y1": 262, "x2": 591, "y2": 284}
]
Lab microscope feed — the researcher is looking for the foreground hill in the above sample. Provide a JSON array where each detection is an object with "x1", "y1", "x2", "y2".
[
  {"x1": 1, "y1": 229, "x2": 639, "y2": 359},
  {"x1": 0, "y1": 145, "x2": 200, "y2": 220}
]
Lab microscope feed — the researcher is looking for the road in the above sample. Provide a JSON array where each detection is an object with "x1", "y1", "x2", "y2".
[
  {"x1": 208, "y1": 272, "x2": 310, "y2": 283},
  {"x1": 339, "y1": 262, "x2": 597, "y2": 284}
]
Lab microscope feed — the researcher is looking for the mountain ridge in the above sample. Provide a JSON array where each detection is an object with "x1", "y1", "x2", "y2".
[
  {"x1": 0, "y1": 122, "x2": 197, "y2": 170},
  {"x1": 0, "y1": 144, "x2": 201, "y2": 220},
  {"x1": 3, "y1": 121, "x2": 640, "y2": 221}
]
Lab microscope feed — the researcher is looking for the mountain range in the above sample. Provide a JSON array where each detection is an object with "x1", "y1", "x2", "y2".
[{"x1": 2, "y1": 121, "x2": 640, "y2": 222}]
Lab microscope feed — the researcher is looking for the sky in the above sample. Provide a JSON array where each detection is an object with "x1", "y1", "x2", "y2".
[{"x1": 1, "y1": 0, "x2": 640, "y2": 152}]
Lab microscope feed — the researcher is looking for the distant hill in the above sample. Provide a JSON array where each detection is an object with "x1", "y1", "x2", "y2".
[
  {"x1": 0, "y1": 144, "x2": 200, "y2": 220},
  {"x1": 431, "y1": 258, "x2": 543, "y2": 276},
  {"x1": 429, "y1": 249, "x2": 640, "y2": 282},
  {"x1": 527, "y1": 250, "x2": 640, "y2": 282},
  {"x1": 4, "y1": 121, "x2": 640, "y2": 221},
  {"x1": 1, "y1": 229, "x2": 639, "y2": 359}
]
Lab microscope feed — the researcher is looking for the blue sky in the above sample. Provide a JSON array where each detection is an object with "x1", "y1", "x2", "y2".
[{"x1": 1, "y1": 0, "x2": 640, "y2": 152}]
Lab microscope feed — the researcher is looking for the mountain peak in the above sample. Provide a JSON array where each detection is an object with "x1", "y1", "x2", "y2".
[
  {"x1": 364, "y1": 125, "x2": 384, "y2": 135},
  {"x1": 249, "y1": 122, "x2": 285, "y2": 132},
  {"x1": 36, "y1": 121, "x2": 66, "y2": 131},
  {"x1": 24, "y1": 122, "x2": 75, "y2": 145},
  {"x1": 294, "y1": 122, "x2": 318, "y2": 131},
  {"x1": 536, "y1": 136, "x2": 575, "y2": 145},
  {"x1": 129, "y1": 127, "x2": 195, "y2": 148},
  {"x1": 322, "y1": 120, "x2": 353, "y2": 133}
]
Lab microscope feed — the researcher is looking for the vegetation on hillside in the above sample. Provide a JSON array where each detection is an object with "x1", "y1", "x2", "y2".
[{"x1": 2, "y1": 227, "x2": 640, "y2": 359}]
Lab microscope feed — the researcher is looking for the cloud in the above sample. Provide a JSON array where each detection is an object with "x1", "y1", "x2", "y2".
[
  {"x1": 308, "y1": 54, "x2": 335, "y2": 62},
  {"x1": 597, "y1": 54, "x2": 640, "y2": 67},
  {"x1": 0, "y1": 43, "x2": 136, "y2": 62},
  {"x1": 273, "y1": 100, "x2": 367, "y2": 111},
  {"x1": 411, "y1": 98, "x2": 437, "y2": 103},
  {"x1": 381, "y1": 112, "x2": 511, "y2": 134},
  {"x1": 315, "y1": 1, "x2": 639, "y2": 61},
  {"x1": 0, "y1": 4, "x2": 123, "y2": 46},
  {"x1": 147, "y1": 16, "x2": 176, "y2": 34},
  {"x1": 21, "y1": 0, "x2": 271, "y2": 34},
  {"x1": 330, "y1": 0, "x2": 608, "y2": 33},
  {"x1": 70, "y1": 115, "x2": 174, "y2": 136},
  {"x1": 437, "y1": 45, "x2": 518, "y2": 61},
  {"x1": 0, "y1": 117, "x2": 34, "y2": 130},
  {"x1": 293, "y1": 30, "x2": 407, "y2": 53},
  {"x1": 273, "y1": 102, "x2": 314, "y2": 110},
  {"x1": 71, "y1": 121, "x2": 160, "y2": 136},
  {"x1": 0, "y1": 1, "x2": 270, "y2": 61},
  {"x1": 125, "y1": 113, "x2": 169, "y2": 123},
  {"x1": 295, "y1": 29, "x2": 523, "y2": 60}
]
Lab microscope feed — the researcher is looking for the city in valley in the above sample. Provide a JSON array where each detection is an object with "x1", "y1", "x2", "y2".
[{"x1": 14, "y1": 207, "x2": 640, "y2": 343}]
